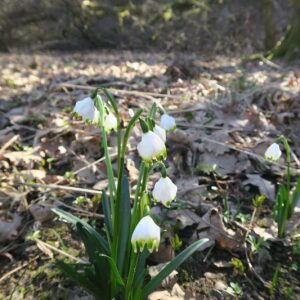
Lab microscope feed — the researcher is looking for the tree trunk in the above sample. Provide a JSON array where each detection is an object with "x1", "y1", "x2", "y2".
[
  {"x1": 263, "y1": 0, "x2": 276, "y2": 50},
  {"x1": 269, "y1": 0, "x2": 300, "y2": 60}
]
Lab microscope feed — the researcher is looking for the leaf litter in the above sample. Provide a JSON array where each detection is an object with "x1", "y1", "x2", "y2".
[{"x1": 0, "y1": 51, "x2": 300, "y2": 298}]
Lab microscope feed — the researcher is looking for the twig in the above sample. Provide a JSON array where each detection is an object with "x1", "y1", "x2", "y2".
[
  {"x1": 56, "y1": 83, "x2": 181, "y2": 100},
  {"x1": 22, "y1": 182, "x2": 102, "y2": 195},
  {"x1": 244, "y1": 208, "x2": 271, "y2": 288},
  {"x1": 54, "y1": 200, "x2": 104, "y2": 219},
  {"x1": 34, "y1": 238, "x2": 87, "y2": 263},
  {"x1": 0, "y1": 254, "x2": 40, "y2": 284},
  {"x1": 203, "y1": 244, "x2": 215, "y2": 262},
  {"x1": 0, "y1": 135, "x2": 19, "y2": 154}
]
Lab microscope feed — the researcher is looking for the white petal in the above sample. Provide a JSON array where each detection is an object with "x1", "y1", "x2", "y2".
[
  {"x1": 160, "y1": 114, "x2": 176, "y2": 131},
  {"x1": 152, "y1": 176, "x2": 177, "y2": 207},
  {"x1": 137, "y1": 131, "x2": 166, "y2": 160},
  {"x1": 153, "y1": 125, "x2": 166, "y2": 143},
  {"x1": 131, "y1": 216, "x2": 160, "y2": 243},
  {"x1": 73, "y1": 97, "x2": 100, "y2": 123},
  {"x1": 265, "y1": 143, "x2": 281, "y2": 161},
  {"x1": 105, "y1": 113, "x2": 117, "y2": 131}
]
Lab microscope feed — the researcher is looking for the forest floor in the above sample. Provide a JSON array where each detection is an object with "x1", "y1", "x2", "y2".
[{"x1": 0, "y1": 50, "x2": 300, "y2": 300}]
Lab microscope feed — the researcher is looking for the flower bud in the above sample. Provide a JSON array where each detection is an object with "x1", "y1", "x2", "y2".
[
  {"x1": 264, "y1": 143, "x2": 281, "y2": 162},
  {"x1": 152, "y1": 176, "x2": 177, "y2": 207},
  {"x1": 153, "y1": 125, "x2": 166, "y2": 143},
  {"x1": 131, "y1": 216, "x2": 160, "y2": 253},
  {"x1": 137, "y1": 131, "x2": 166, "y2": 162},
  {"x1": 160, "y1": 114, "x2": 176, "y2": 131},
  {"x1": 73, "y1": 97, "x2": 100, "y2": 123},
  {"x1": 104, "y1": 113, "x2": 117, "y2": 132}
]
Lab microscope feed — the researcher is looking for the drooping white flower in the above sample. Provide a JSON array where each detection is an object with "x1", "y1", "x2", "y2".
[
  {"x1": 131, "y1": 216, "x2": 160, "y2": 253},
  {"x1": 104, "y1": 113, "x2": 117, "y2": 132},
  {"x1": 153, "y1": 125, "x2": 166, "y2": 143},
  {"x1": 160, "y1": 114, "x2": 176, "y2": 131},
  {"x1": 137, "y1": 131, "x2": 166, "y2": 162},
  {"x1": 264, "y1": 143, "x2": 282, "y2": 162},
  {"x1": 152, "y1": 176, "x2": 177, "y2": 207},
  {"x1": 73, "y1": 97, "x2": 100, "y2": 123}
]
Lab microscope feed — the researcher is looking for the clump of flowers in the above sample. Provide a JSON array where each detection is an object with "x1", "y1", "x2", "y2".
[
  {"x1": 52, "y1": 88, "x2": 208, "y2": 300},
  {"x1": 264, "y1": 136, "x2": 300, "y2": 238}
]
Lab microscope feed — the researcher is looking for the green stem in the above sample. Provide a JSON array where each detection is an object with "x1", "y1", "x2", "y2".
[
  {"x1": 112, "y1": 109, "x2": 143, "y2": 262},
  {"x1": 132, "y1": 161, "x2": 145, "y2": 212},
  {"x1": 95, "y1": 95, "x2": 116, "y2": 223},
  {"x1": 102, "y1": 88, "x2": 122, "y2": 172},
  {"x1": 125, "y1": 252, "x2": 140, "y2": 300}
]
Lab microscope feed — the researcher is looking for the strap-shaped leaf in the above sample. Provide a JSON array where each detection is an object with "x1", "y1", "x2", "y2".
[
  {"x1": 142, "y1": 238, "x2": 209, "y2": 299},
  {"x1": 291, "y1": 176, "x2": 300, "y2": 215},
  {"x1": 102, "y1": 190, "x2": 113, "y2": 237},
  {"x1": 133, "y1": 248, "x2": 148, "y2": 290},
  {"x1": 99, "y1": 254, "x2": 125, "y2": 288},
  {"x1": 116, "y1": 175, "x2": 131, "y2": 275},
  {"x1": 52, "y1": 207, "x2": 109, "y2": 254},
  {"x1": 76, "y1": 223, "x2": 111, "y2": 298}
]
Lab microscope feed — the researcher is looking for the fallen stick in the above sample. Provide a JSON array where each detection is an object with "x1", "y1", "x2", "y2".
[
  {"x1": 56, "y1": 83, "x2": 181, "y2": 100},
  {"x1": 22, "y1": 182, "x2": 102, "y2": 195}
]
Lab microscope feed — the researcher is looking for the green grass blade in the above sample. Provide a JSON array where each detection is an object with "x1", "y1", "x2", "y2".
[{"x1": 142, "y1": 238, "x2": 209, "y2": 299}]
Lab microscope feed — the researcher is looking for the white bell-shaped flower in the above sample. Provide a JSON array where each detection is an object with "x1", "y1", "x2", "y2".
[
  {"x1": 152, "y1": 176, "x2": 177, "y2": 207},
  {"x1": 104, "y1": 113, "x2": 117, "y2": 132},
  {"x1": 264, "y1": 143, "x2": 282, "y2": 162},
  {"x1": 131, "y1": 216, "x2": 160, "y2": 253},
  {"x1": 137, "y1": 131, "x2": 166, "y2": 162},
  {"x1": 153, "y1": 125, "x2": 166, "y2": 143},
  {"x1": 73, "y1": 97, "x2": 100, "y2": 123},
  {"x1": 160, "y1": 114, "x2": 176, "y2": 131}
]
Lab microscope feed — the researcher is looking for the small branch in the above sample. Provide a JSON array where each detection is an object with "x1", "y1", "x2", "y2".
[
  {"x1": 0, "y1": 134, "x2": 19, "y2": 154},
  {"x1": 0, "y1": 255, "x2": 40, "y2": 284},
  {"x1": 34, "y1": 238, "x2": 87, "y2": 264},
  {"x1": 56, "y1": 83, "x2": 181, "y2": 100},
  {"x1": 22, "y1": 182, "x2": 102, "y2": 195},
  {"x1": 244, "y1": 208, "x2": 271, "y2": 289}
]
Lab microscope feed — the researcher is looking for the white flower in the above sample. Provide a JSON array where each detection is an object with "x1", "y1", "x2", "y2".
[
  {"x1": 104, "y1": 113, "x2": 117, "y2": 132},
  {"x1": 264, "y1": 143, "x2": 282, "y2": 162},
  {"x1": 152, "y1": 176, "x2": 177, "y2": 207},
  {"x1": 137, "y1": 131, "x2": 166, "y2": 162},
  {"x1": 160, "y1": 114, "x2": 176, "y2": 131},
  {"x1": 73, "y1": 97, "x2": 100, "y2": 123},
  {"x1": 153, "y1": 125, "x2": 166, "y2": 143},
  {"x1": 131, "y1": 216, "x2": 160, "y2": 253}
]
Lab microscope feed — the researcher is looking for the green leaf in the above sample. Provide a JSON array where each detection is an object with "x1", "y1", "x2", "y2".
[
  {"x1": 52, "y1": 208, "x2": 109, "y2": 254},
  {"x1": 102, "y1": 190, "x2": 112, "y2": 237},
  {"x1": 291, "y1": 176, "x2": 300, "y2": 215},
  {"x1": 142, "y1": 238, "x2": 209, "y2": 299},
  {"x1": 102, "y1": 88, "x2": 118, "y2": 117},
  {"x1": 149, "y1": 102, "x2": 157, "y2": 119},
  {"x1": 99, "y1": 254, "x2": 125, "y2": 288},
  {"x1": 132, "y1": 249, "x2": 148, "y2": 291},
  {"x1": 116, "y1": 175, "x2": 131, "y2": 275},
  {"x1": 76, "y1": 223, "x2": 111, "y2": 298}
]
